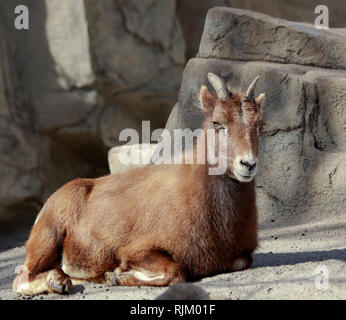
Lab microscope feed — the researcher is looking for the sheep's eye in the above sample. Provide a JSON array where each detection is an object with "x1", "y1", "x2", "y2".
[{"x1": 212, "y1": 121, "x2": 225, "y2": 130}]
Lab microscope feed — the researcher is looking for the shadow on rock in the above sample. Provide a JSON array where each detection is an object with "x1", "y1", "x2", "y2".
[{"x1": 253, "y1": 248, "x2": 346, "y2": 268}]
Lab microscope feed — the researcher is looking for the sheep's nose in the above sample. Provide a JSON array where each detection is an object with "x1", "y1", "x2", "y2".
[{"x1": 239, "y1": 159, "x2": 257, "y2": 171}]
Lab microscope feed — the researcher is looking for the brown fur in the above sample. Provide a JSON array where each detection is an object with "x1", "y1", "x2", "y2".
[{"x1": 13, "y1": 84, "x2": 265, "y2": 295}]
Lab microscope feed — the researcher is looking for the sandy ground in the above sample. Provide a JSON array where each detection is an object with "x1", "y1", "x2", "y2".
[{"x1": 0, "y1": 216, "x2": 345, "y2": 300}]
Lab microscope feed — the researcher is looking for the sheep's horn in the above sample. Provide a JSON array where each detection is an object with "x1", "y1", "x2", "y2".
[
  {"x1": 246, "y1": 76, "x2": 260, "y2": 101},
  {"x1": 207, "y1": 73, "x2": 230, "y2": 100}
]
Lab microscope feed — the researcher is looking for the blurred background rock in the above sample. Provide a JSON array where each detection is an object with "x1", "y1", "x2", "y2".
[
  {"x1": 0, "y1": 0, "x2": 345, "y2": 242},
  {"x1": 178, "y1": 0, "x2": 346, "y2": 59}
]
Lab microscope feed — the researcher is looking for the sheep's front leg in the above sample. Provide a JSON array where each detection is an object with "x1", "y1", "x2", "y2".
[
  {"x1": 107, "y1": 249, "x2": 186, "y2": 287},
  {"x1": 13, "y1": 266, "x2": 72, "y2": 295}
]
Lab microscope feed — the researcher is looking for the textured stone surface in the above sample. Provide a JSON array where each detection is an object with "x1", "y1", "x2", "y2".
[
  {"x1": 85, "y1": 0, "x2": 185, "y2": 128},
  {"x1": 0, "y1": 0, "x2": 185, "y2": 230},
  {"x1": 178, "y1": 0, "x2": 346, "y2": 59},
  {"x1": 45, "y1": 0, "x2": 94, "y2": 89},
  {"x1": 199, "y1": 7, "x2": 346, "y2": 70}
]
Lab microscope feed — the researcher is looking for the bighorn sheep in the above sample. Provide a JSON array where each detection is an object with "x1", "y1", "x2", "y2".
[{"x1": 13, "y1": 73, "x2": 265, "y2": 295}]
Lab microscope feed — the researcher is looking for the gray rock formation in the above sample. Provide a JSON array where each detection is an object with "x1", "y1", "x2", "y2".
[
  {"x1": 162, "y1": 8, "x2": 346, "y2": 225},
  {"x1": 85, "y1": 0, "x2": 185, "y2": 129},
  {"x1": 199, "y1": 7, "x2": 346, "y2": 70},
  {"x1": 0, "y1": 0, "x2": 185, "y2": 237},
  {"x1": 178, "y1": 0, "x2": 346, "y2": 59}
]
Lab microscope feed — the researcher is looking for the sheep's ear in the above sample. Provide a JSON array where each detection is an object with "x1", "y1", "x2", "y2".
[
  {"x1": 255, "y1": 93, "x2": 265, "y2": 106},
  {"x1": 199, "y1": 85, "x2": 216, "y2": 115},
  {"x1": 255, "y1": 93, "x2": 266, "y2": 130},
  {"x1": 255, "y1": 93, "x2": 265, "y2": 118}
]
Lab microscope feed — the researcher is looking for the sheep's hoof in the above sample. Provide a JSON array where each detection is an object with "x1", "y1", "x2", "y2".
[
  {"x1": 46, "y1": 269, "x2": 72, "y2": 294},
  {"x1": 104, "y1": 271, "x2": 115, "y2": 286},
  {"x1": 105, "y1": 267, "x2": 127, "y2": 286}
]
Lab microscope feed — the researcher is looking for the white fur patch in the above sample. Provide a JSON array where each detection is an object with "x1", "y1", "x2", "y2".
[
  {"x1": 131, "y1": 270, "x2": 165, "y2": 282},
  {"x1": 16, "y1": 277, "x2": 48, "y2": 295},
  {"x1": 61, "y1": 256, "x2": 97, "y2": 280},
  {"x1": 33, "y1": 212, "x2": 42, "y2": 225},
  {"x1": 33, "y1": 206, "x2": 48, "y2": 225}
]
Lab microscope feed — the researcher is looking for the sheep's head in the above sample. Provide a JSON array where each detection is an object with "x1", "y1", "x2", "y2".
[{"x1": 199, "y1": 73, "x2": 265, "y2": 182}]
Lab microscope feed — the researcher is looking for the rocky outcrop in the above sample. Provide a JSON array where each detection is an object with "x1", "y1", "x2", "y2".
[
  {"x1": 0, "y1": 0, "x2": 185, "y2": 234},
  {"x1": 198, "y1": 8, "x2": 346, "y2": 69},
  {"x1": 177, "y1": 0, "x2": 346, "y2": 59},
  {"x1": 162, "y1": 8, "x2": 346, "y2": 224},
  {"x1": 85, "y1": 0, "x2": 185, "y2": 129}
]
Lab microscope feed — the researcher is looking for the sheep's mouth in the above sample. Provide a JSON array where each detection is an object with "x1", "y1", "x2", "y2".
[{"x1": 234, "y1": 170, "x2": 255, "y2": 182}]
